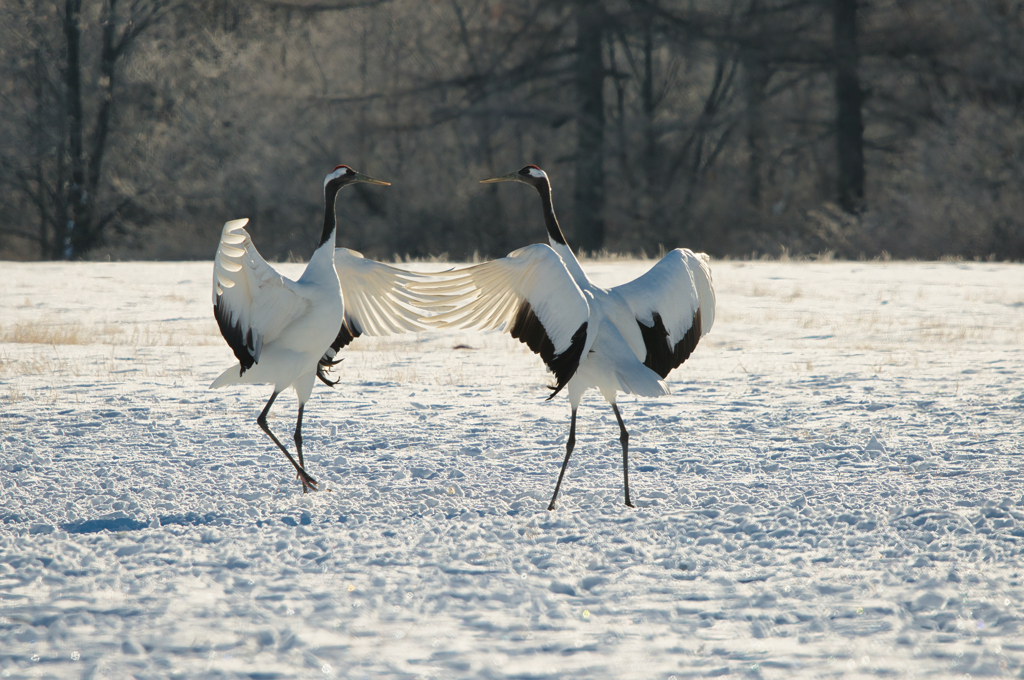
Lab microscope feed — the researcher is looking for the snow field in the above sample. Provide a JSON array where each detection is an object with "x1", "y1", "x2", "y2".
[{"x1": 1, "y1": 259, "x2": 1023, "y2": 679}]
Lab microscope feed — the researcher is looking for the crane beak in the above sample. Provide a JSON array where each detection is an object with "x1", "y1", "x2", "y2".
[
  {"x1": 480, "y1": 172, "x2": 520, "y2": 184},
  {"x1": 352, "y1": 172, "x2": 391, "y2": 186}
]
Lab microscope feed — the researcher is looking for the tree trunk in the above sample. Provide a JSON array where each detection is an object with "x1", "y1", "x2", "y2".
[
  {"x1": 641, "y1": 18, "x2": 657, "y2": 194},
  {"x1": 76, "y1": 0, "x2": 120, "y2": 256},
  {"x1": 741, "y1": 0, "x2": 769, "y2": 212},
  {"x1": 60, "y1": 0, "x2": 126, "y2": 258},
  {"x1": 834, "y1": 0, "x2": 865, "y2": 214},
  {"x1": 64, "y1": 0, "x2": 86, "y2": 259},
  {"x1": 572, "y1": 1, "x2": 606, "y2": 253},
  {"x1": 32, "y1": 48, "x2": 51, "y2": 259},
  {"x1": 743, "y1": 50, "x2": 770, "y2": 211}
]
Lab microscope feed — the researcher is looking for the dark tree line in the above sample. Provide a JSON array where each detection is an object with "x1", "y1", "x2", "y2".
[{"x1": 1, "y1": 0, "x2": 1021, "y2": 261}]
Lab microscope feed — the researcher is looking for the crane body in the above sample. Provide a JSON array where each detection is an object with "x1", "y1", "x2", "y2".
[
  {"x1": 415, "y1": 165, "x2": 715, "y2": 509},
  {"x1": 210, "y1": 165, "x2": 418, "y2": 492}
]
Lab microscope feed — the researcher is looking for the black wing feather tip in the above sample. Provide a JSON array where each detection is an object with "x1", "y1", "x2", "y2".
[
  {"x1": 317, "y1": 363, "x2": 341, "y2": 387},
  {"x1": 213, "y1": 300, "x2": 255, "y2": 376},
  {"x1": 639, "y1": 309, "x2": 702, "y2": 379},
  {"x1": 508, "y1": 301, "x2": 587, "y2": 398},
  {"x1": 329, "y1": 318, "x2": 362, "y2": 354},
  {"x1": 316, "y1": 318, "x2": 362, "y2": 387}
]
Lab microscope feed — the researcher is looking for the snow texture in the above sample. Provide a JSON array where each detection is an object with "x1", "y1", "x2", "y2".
[{"x1": 1, "y1": 259, "x2": 1023, "y2": 679}]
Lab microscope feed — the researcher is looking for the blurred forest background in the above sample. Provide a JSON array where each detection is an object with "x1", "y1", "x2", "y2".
[{"x1": 1, "y1": 0, "x2": 1023, "y2": 262}]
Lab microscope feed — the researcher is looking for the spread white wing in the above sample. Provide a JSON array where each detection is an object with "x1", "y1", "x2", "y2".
[
  {"x1": 613, "y1": 248, "x2": 715, "y2": 378},
  {"x1": 319, "y1": 248, "x2": 432, "y2": 365},
  {"x1": 212, "y1": 219, "x2": 311, "y2": 373},
  {"x1": 411, "y1": 243, "x2": 592, "y2": 395}
]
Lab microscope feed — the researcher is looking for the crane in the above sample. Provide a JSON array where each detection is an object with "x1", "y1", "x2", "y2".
[
  {"x1": 210, "y1": 165, "x2": 425, "y2": 492},
  {"x1": 414, "y1": 165, "x2": 715, "y2": 509}
]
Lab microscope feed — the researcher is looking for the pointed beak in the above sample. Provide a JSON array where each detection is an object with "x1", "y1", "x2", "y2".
[
  {"x1": 480, "y1": 172, "x2": 521, "y2": 184},
  {"x1": 353, "y1": 172, "x2": 391, "y2": 186}
]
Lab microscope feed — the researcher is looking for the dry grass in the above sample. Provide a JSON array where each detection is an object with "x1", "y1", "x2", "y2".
[
  {"x1": 1, "y1": 321, "x2": 99, "y2": 345},
  {"x1": 0, "y1": 317, "x2": 221, "y2": 383},
  {"x1": 740, "y1": 283, "x2": 812, "y2": 301},
  {"x1": 126, "y1": 323, "x2": 222, "y2": 347},
  {"x1": 914, "y1": 320, "x2": 995, "y2": 343},
  {"x1": 0, "y1": 347, "x2": 199, "y2": 383},
  {"x1": 0, "y1": 347, "x2": 82, "y2": 380},
  {"x1": 0, "y1": 320, "x2": 221, "y2": 347},
  {"x1": 576, "y1": 249, "x2": 660, "y2": 263},
  {"x1": 5, "y1": 385, "x2": 25, "y2": 404}
]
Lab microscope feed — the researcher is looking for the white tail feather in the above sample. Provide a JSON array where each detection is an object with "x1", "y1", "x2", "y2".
[{"x1": 210, "y1": 365, "x2": 241, "y2": 389}]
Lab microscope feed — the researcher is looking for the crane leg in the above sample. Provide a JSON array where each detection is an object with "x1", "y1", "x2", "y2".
[
  {"x1": 257, "y1": 391, "x2": 318, "y2": 493},
  {"x1": 611, "y1": 403, "x2": 634, "y2": 507},
  {"x1": 294, "y1": 403, "x2": 305, "y2": 483},
  {"x1": 547, "y1": 408, "x2": 578, "y2": 511}
]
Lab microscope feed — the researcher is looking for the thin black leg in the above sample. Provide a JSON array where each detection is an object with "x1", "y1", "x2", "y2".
[
  {"x1": 294, "y1": 403, "x2": 305, "y2": 482},
  {"x1": 612, "y1": 403, "x2": 633, "y2": 508},
  {"x1": 548, "y1": 408, "x2": 578, "y2": 511},
  {"x1": 257, "y1": 391, "x2": 318, "y2": 492}
]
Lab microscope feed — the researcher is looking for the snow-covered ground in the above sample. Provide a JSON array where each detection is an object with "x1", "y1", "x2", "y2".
[{"x1": 1, "y1": 258, "x2": 1023, "y2": 679}]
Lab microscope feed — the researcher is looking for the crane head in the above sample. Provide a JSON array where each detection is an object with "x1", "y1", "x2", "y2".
[
  {"x1": 324, "y1": 165, "x2": 391, "y2": 189},
  {"x1": 480, "y1": 165, "x2": 548, "y2": 186}
]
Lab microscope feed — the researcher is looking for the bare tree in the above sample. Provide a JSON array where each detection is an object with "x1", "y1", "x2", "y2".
[{"x1": 0, "y1": 0, "x2": 175, "y2": 259}]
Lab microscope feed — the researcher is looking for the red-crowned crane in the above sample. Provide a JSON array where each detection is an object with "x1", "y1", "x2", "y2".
[
  {"x1": 414, "y1": 166, "x2": 715, "y2": 509},
  {"x1": 210, "y1": 165, "x2": 426, "y2": 492}
]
